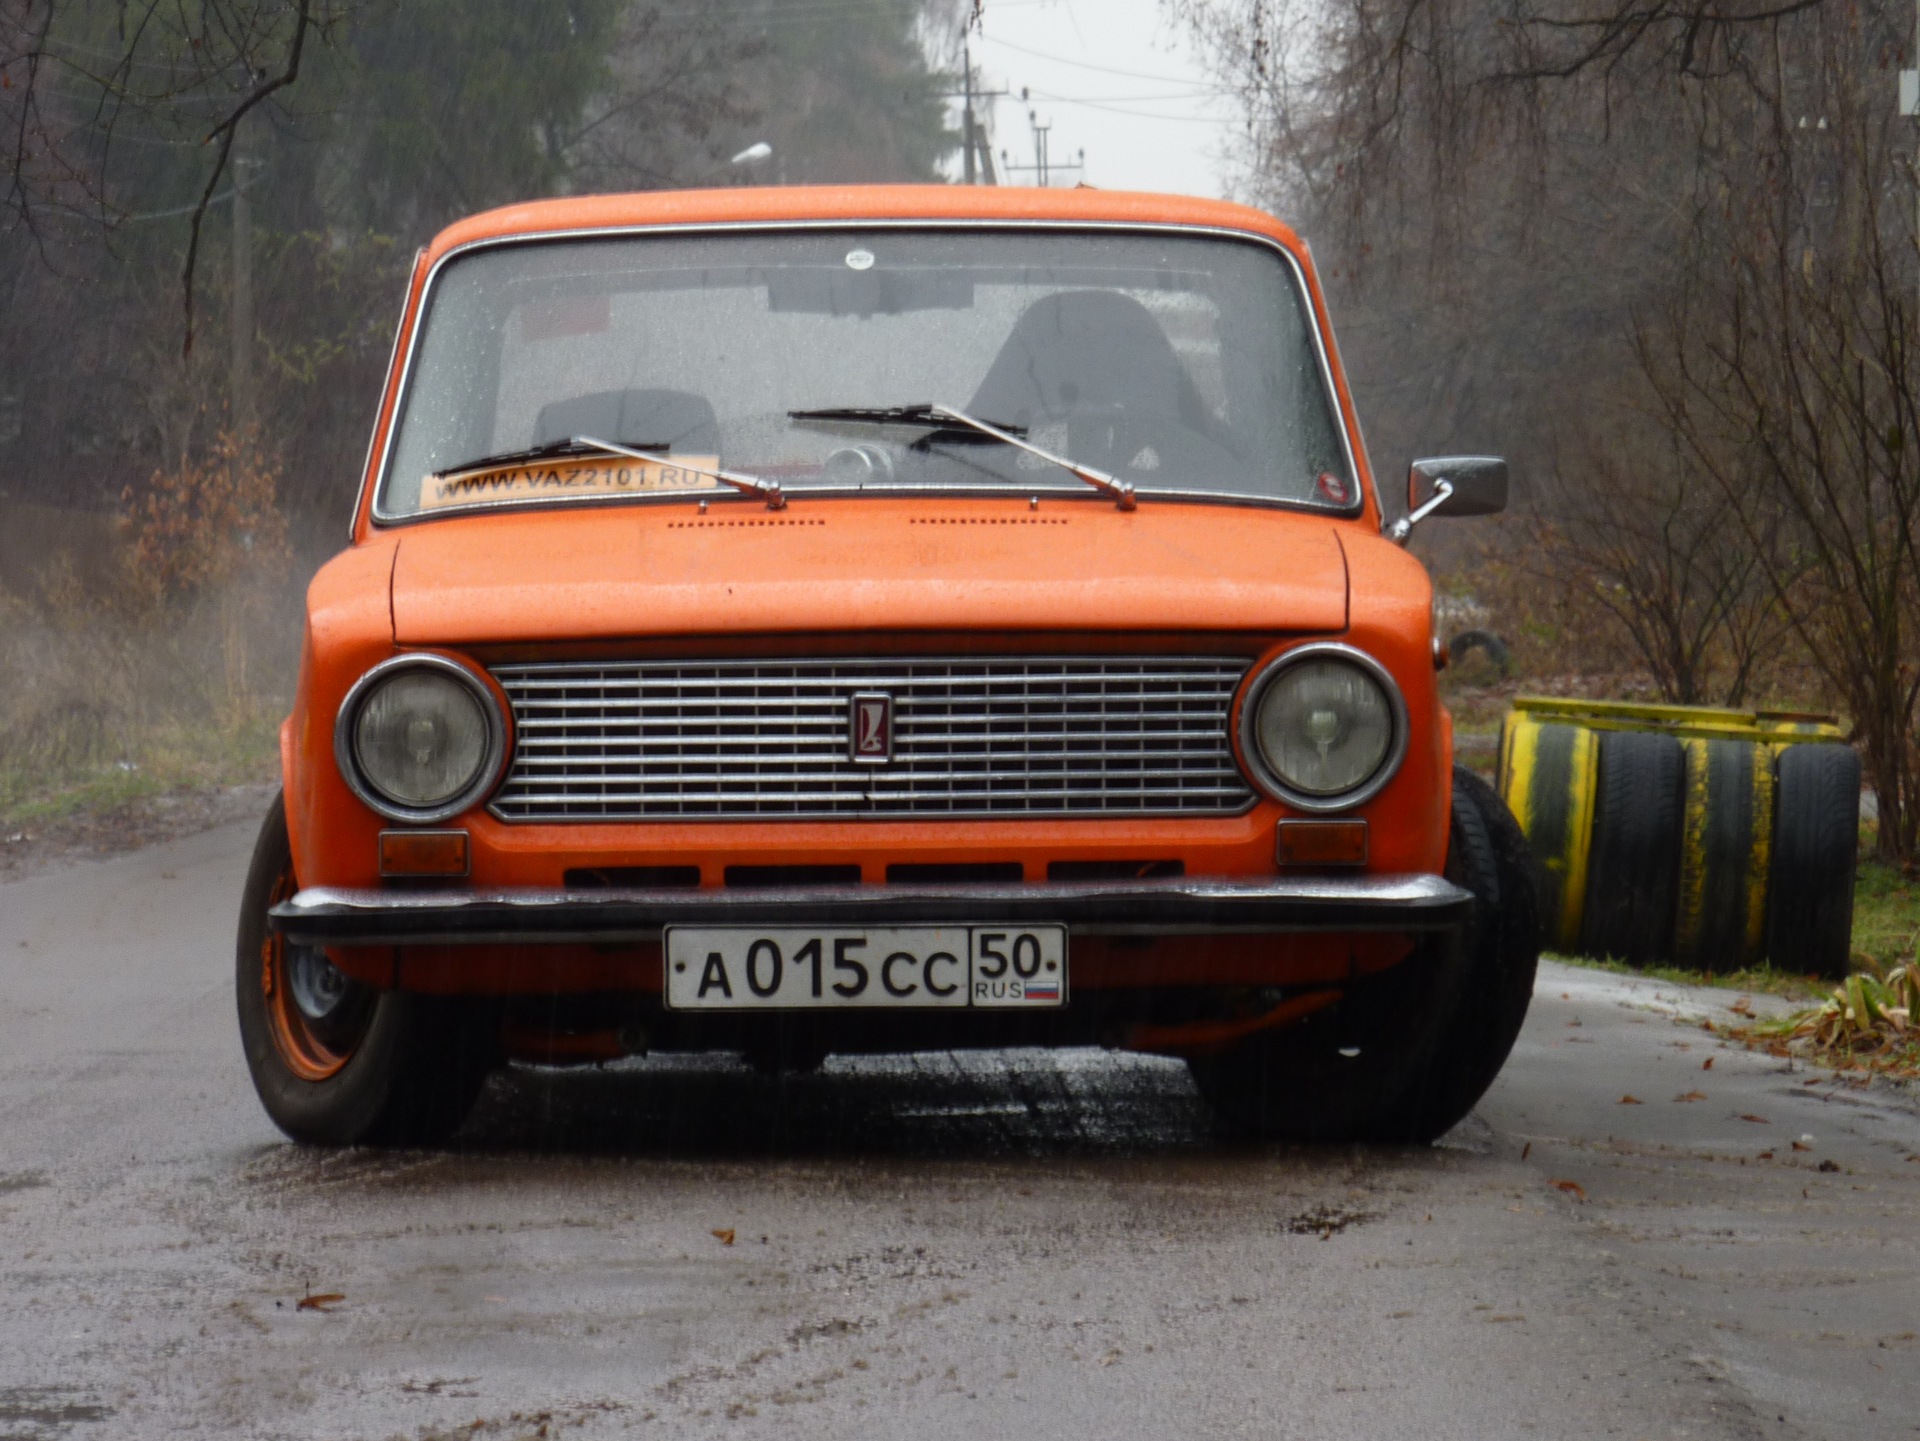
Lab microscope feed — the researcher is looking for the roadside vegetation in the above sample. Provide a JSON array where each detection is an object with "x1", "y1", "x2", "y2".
[
  {"x1": 1739, "y1": 857, "x2": 1920, "y2": 1079},
  {"x1": 0, "y1": 434, "x2": 292, "y2": 832},
  {"x1": 1544, "y1": 848, "x2": 1920, "y2": 1078}
]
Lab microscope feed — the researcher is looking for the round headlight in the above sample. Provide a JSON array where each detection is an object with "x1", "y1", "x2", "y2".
[
  {"x1": 336, "y1": 657, "x2": 503, "y2": 821},
  {"x1": 1244, "y1": 646, "x2": 1405, "y2": 808}
]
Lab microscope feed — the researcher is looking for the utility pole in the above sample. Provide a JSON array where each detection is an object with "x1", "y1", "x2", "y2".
[
  {"x1": 1000, "y1": 103, "x2": 1086, "y2": 188},
  {"x1": 963, "y1": 35, "x2": 976, "y2": 184},
  {"x1": 1904, "y1": 0, "x2": 1920, "y2": 320},
  {"x1": 939, "y1": 31, "x2": 1007, "y2": 184}
]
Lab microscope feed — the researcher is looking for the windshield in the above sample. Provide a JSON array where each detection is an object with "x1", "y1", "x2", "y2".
[{"x1": 375, "y1": 227, "x2": 1356, "y2": 519}]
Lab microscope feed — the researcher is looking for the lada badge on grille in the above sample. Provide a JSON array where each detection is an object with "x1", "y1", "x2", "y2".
[{"x1": 849, "y1": 691, "x2": 894, "y2": 763}]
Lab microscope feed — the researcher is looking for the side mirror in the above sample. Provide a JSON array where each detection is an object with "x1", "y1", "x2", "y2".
[{"x1": 1391, "y1": 455, "x2": 1508, "y2": 541}]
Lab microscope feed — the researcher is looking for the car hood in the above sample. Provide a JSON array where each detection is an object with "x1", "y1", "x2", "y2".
[{"x1": 389, "y1": 498, "x2": 1350, "y2": 644}]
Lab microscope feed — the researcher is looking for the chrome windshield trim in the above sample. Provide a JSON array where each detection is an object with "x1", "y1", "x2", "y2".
[
  {"x1": 364, "y1": 218, "x2": 1366, "y2": 527},
  {"x1": 348, "y1": 248, "x2": 425, "y2": 543}
]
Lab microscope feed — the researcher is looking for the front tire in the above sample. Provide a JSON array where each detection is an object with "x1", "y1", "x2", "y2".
[
  {"x1": 1188, "y1": 766, "x2": 1541, "y2": 1144},
  {"x1": 236, "y1": 793, "x2": 498, "y2": 1147}
]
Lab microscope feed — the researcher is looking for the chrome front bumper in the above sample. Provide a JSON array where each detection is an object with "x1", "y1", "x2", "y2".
[{"x1": 269, "y1": 874, "x2": 1473, "y2": 947}]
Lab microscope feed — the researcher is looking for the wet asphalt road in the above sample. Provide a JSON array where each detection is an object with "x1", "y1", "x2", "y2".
[{"x1": 3, "y1": 816, "x2": 1918, "y2": 1441}]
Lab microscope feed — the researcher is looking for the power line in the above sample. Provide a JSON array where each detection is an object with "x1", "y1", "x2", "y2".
[
  {"x1": 1022, "y1": 92, "x2": 1234, "y2": 124},
  {"x1": 1023, "y1": 86, "x2": 1229, "y2": 103},
  {"x1": 973, "y1": 32, "x2": 1203, "y2": 85}
]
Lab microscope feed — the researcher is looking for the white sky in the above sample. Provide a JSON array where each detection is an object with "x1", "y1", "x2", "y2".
[{"x1": 941, "y1": 0, "x2": 1244, "y2": 200}]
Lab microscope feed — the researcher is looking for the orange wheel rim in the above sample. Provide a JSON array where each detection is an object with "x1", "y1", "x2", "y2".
[{"x1": 261, "y1": 863, "x2": 356, "y2": 1082}]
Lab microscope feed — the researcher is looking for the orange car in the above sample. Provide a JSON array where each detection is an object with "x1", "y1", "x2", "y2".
[{"x1": 237, "y1": 185, "x2": 1539, "y2": 1147}]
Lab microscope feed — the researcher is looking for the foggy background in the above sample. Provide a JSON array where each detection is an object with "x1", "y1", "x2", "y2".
[{"x1": 4, "y1": 0, "x2": 1918, "y2": 861}]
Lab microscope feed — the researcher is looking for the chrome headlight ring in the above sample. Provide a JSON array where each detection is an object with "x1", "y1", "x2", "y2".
[
  {"x1": 333, "y1": 653, "x2": 510, "y2": 824},
  {"x1": 1236, "y1": 641, "x2": 1410, "y2": 813}
]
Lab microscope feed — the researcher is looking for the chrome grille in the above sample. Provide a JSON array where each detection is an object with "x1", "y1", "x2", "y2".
[{"x1": 489, "y1": 656, "x2": 1254, "y2": 821}]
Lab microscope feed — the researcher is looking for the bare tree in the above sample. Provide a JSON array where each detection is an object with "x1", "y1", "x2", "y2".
[
  {"x1": 1528, "y1": 426, "x2": 1790, "y2": 705},
  {"x1": 1643, "y1": 9, "x2": 1920, "y2": 857},
  {"x1": 1, "y1": 0, "x2": 339, "y2": 350},
  {"x1": 1180, "y1": 0, "x2": 1920, "y2": 857}
]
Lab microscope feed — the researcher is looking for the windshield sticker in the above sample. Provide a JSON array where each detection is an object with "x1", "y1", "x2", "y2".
[{"x1": 421, "y1": 455, "x2": 720, "y2": 510}]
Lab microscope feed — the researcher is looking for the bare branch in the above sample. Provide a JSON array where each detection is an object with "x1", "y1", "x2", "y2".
[{"x1": 178, "y1": 0, "x2": 308, "y2": 356}]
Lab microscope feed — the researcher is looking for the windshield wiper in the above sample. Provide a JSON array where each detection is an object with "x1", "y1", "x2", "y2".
[
  {"x1": 575, "y1": 435, "x2": 786, "y2": 509},
  {"x1": 787, "y1": 402, "x2": 1136, "y2": 510},
  {"x1": 788, "y1": 403, "x2": 1025, "y2": 442},
  {"x1": 433, "y1": 436, "x2": 661, "y2": 477}
]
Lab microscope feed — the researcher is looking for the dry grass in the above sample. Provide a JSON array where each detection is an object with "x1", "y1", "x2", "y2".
[
  {"x1": 0, "y1": 433, "x2": 300, "y2": 829},
  {"x1": 0, "y1": 585, "x2": 295, "y2": 829},
  {"x1": 1748, "y1": 967, "x2": 1920, "y2": 1078}
]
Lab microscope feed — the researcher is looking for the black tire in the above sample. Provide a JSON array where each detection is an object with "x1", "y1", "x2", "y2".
[
  {"x1": 1188, "y1": 766, "x2": 1541, "y2": 1144},
  {"x1": 1766, "y1": 743, "x2": 1860, "y2": 980},
  {"x1": 1449, "y1": 629, "x2": 1511, "y2": 676},
  {"x1": 236, "y1": 794, "x2": 499, "y2": 1147},
  {"x1": 1579, "y1": 731, "x2": 1684, "y2": 965}
]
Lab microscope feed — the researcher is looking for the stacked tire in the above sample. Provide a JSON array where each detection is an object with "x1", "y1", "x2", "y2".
[
  {"x1": 1499, "y1": 713, "x2": 1859, "y2": 978},
  {"x1": 1766, "y1": 744, "x2": 1861, "y2": 979},
  {"x1": 1581, "y1": 732, "x2": 1685, "y2": 967}
]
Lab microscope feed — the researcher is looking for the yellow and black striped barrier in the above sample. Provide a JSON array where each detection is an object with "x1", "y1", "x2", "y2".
[
  {"x1": 1497, "y1": 717, "x2": 1597, "y2": 954},
  {"x1": 1494, "y1": 698, "x2": 1856, "y2": 977},
  {"x1": 1674, "y1": 737, "x2": 1772, "y2": 972}
]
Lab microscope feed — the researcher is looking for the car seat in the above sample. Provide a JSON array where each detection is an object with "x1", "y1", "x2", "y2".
[{"x1": 967, "y1": 290, "x2": 1215, "y2": 432}]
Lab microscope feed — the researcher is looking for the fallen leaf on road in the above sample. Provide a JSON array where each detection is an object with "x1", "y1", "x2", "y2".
[
  {"x1": 1674, "y1": 1090, "x2": 1708, "y2": 1103},
  {"x1": 1618, "y1": 1095, "x2": 1643, "y2": 1105},
  {"x1": 1739, "y1": 1114, "x2": 1770, "y2": 1124},
  {"x1": 1756, "y1": 1151, "x2": 1773, "y2": 1160},
  {"x1": 1701, "y1": 1057, "x2": 1713, "y2": 1070},
  {"x1": 1907, "y1": 1155, "x2": 1920, "y2": 1163},
  {"x1": 1729, "y1": 996, "x2": 1755, "y2": 1017},
  {"x1": 1791, "y1": 1140, "x2": 1810, "y2": 1152},
  {"x1": 1817, "y1": 1159, "x2": 1841, "y2": 1173},
  {"x1": 1487, "y1": 1314, "x2": 1525, "y2": 1323},
  {"x1": 712, "y1": 1229, "x2": 736, "y2": 1245},
  {"x1": 1521, "y1": 1142, "x2": 1531, "y2": 1161},
  {"x1": 297, "y1": 1293, "x2": 344, "y2": 1312},
  {"x1": 1550, "y1": 1179, "x2": 1588, "y2": 1201}
]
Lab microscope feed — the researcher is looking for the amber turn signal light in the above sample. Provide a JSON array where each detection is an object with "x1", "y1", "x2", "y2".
[
  {"x1": 1275, "y1": 819, "x2": 1368, "y2": 867},
  {"x1": 379, "y1": 828, "x2": 470, "y2": 877}
]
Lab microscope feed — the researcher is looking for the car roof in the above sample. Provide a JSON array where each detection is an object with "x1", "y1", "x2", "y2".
[{"x1": 422, "y1": 185, "x2": 1306, "y2": 266}]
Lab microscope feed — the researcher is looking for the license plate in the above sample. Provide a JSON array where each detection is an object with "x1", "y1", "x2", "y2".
[{"x1": 663, "y1": 925, "x2": 1067, "y2": 1010}]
